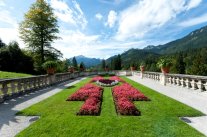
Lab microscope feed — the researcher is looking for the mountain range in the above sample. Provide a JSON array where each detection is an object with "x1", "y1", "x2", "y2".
[
  {"x1": 143, "y1": 25, "x2": 207, "y2": 54},
  {"x1": 70, "y1": 55, "x2": 101, "y2": 68},
  {"x1": 71, "y1": 25, "x2": 207, "y2": 68}
]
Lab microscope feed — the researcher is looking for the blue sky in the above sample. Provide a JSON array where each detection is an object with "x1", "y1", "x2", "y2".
[{"x1": 0, "y1": 0, "x2": 207, "y2": 59}]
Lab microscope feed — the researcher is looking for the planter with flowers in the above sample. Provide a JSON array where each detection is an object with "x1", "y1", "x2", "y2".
[
  {"x1": 157, "y1": 58, "x2": 173, "y2": 74},
  {"x1": 42, "y1": 61, "x2": 58, "y2": 75},
  {"x1": 130, "y1": 64, "x2": 136, "y2": 71},
  {"x1": 140, "y1": 62, "x2": 145, "y2": 72}
]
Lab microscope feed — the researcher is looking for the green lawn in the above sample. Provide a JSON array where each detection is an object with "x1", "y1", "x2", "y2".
[
  {"x1": 16, "y1": 77, "x2": 205, "y2": 137},
  {"x1": 0, "y1": 71, "x2": 32, "y2": 79}
]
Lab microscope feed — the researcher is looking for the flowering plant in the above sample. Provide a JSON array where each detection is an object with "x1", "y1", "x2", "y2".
[
  {"x1": 90, "y1": 76, "x2": 104, "y2": 83},
  {"x1": 112, "y1": 83, "x2": 149, "y2": 115},
  {"x1": 109, "y1": 76, "x2": 125, "y2": 83},
  {"x1": 67, "y1": 83, "x2": 103, "y2": 115},
  {"x1": 96, "y1": 79, "x2": 118, "y2": 87}
]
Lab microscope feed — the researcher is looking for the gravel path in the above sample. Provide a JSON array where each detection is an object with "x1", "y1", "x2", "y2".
[
  {"x1": 0, "y1": 77, "x2": 85, "y2": 137},
  {"x1": 128, "y1": 76, "x2": 207, "y2": 136}
]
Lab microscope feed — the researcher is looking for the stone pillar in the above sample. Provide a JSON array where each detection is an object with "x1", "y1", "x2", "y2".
[
  {"x1": 160, "y1": 73, "x2": 167, "y2": 86},
  {"x1": 49, "y1": 74, "x2": 56, "y2": 85},
  {"x1": 140, "y1": 71, "x2": 144, "y2": 79}
]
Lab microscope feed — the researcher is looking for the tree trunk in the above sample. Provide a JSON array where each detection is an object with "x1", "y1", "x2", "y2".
[{"x1": 40, "y1": 30, "x2": 44, "y2": 64}]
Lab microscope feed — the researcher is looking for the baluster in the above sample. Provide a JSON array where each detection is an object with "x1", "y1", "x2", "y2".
[
  {"x1": 176, "y1": 77, "x2": 181, "y2": 86},
  {"x1": 197, "y1": 80, "x2": 203, "y2": 92},
  {"x1": 23, "y1": 80, "x2": 28, "y2": 91},
  {"x1": 180, "y1": 78, "x2": 185, "y2": 87},
  {"x1": 2, "y1": 82, "x2": 9, "y2": 96},
  {"x1": 28, "y1": 79, "x2": 33, "y2": 90},
  {"x1": 185, "y1": 79, "x2": 191, "y2": 89},
  {"x1": 33, "y1": 78, "x2": 37, "y2": 89},
  {"x1": 204, "y1": 82, "x2": 207, "y2": 91},
  {"x1": 17, "y1": 80, "x2": 23, "y2": 92},
  {"x1": 191, "y1": 79, "x2": 196, "y2": 90},
  {"x1": 173, "y1": 77, "x2": 177, "y2": 85},
  {"x1": 10, "y1": 81, "x2": 16, "y2": 94},
  {"x1": 169, "y1": 77, "x2": 173, "y2": 84}
]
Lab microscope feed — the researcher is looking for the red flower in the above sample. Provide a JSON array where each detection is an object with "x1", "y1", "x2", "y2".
[
  {"x1": 112, "y1": 82, "x2": 149, "y2": 115},
  {"x1": 90, "y1": 76, "x2": 104, "y2": 83},
  {"x1": 109, "y1": 76, "x2": 125, "y2": 83},
  {"x1": 67, "y1": 83, "x2": 103, "y2": 115}
]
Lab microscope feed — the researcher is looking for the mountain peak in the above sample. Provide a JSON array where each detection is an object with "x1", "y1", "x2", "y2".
[{"x1": 69, "y1": 56, "x2": 101, "y2": 68}]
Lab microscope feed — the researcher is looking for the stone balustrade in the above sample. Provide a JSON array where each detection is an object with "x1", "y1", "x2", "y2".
[
  {"x1": 133, "y1": 71, "x2": 207, "y2": 92},
  {"x1": 0, "y1": 71, "x2": 97, "y2": 103},
  {"x1": 1, "y1": 70, "x2": 206, "y2": 103}
]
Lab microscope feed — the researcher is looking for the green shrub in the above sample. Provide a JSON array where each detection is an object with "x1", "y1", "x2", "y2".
[
  {"x1": 42, "y1": 61, "x2": 58, "y2": 70},
  {"x1": 157, "y1": 58, "x2": 173, "y2": 68}
]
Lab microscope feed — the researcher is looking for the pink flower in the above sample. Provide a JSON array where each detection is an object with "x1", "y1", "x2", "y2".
[
  {"x1": 109, "y1": 76, "x2": 125, "y2": 83},
  {"x1": 90, "y1": 76, "x2": 104, "y2": 83},
  {"x1": 112, "y1": 82, "x2": 149, "y2": 115},
  {"x1": 67, "y1": 83, "x2": 103, "y2": 115}
]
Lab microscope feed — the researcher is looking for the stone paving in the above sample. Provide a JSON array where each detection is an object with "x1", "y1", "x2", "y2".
[
  {"x1": 128, "y1": 76, "x2": 207, "y2": 136},
  {"x1": 0, "y1": 77, "x2": 85, "y2": 137}
]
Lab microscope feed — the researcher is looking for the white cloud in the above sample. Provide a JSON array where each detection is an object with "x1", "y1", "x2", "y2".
[
  {"x1": 115, "y1": 0, "x2": 202, "y2": 40},
  {"x1": 99, "y1": 0, "x2": 125, "y2": 5},
  {"x1": 0, "y1": 9, "x2": 21, "y2": 45},
  {"x1": 0, "y1": 0, "x2": 5, "y2": 6},
  {"x1": 95, "y1": 13, "x2": 103, "y2": 20},
  {"x1": 0, "y1": 10, "x2": 18, "y2": 28},
  {"x1": 106, "y1": 10, "x2": 117, "y2": 28},
  {"x1": 50, "y1": 0, "x2": 87, "y2": 29},
  {"x1": 179, "y1": 13, "x2": 207, "y2": 27},
  {"x1": 186, "y1": 0, "x2": 202, "y2": 10},
  {"x1": 52, "y1": 29, "x2": 101, "y2": 58},
  {"x1": 0, "y1": 28, "x2": 24, "y2": 47}
]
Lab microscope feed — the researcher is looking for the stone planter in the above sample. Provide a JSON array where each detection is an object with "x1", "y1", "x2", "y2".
[
  {"x1": 47, "y1": 68, "x2": 55, "y2": 75},
  {"x1": 161, "y1": 67, "x2": 170, "y2": 74},
  {"x1": 140, "y1": 66, "x2": 145, "y2": 72},
  {"x1": 130, "y1": 67, "x2": 136, "y2": 71}
]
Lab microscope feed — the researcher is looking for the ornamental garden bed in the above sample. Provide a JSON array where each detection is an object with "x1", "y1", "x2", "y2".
[
  {"x1": 67, "y1": 83, "x2": 103, "y2": 115},
  {"x1": 112, "y1": 83, "x2": 150, "y2": 116},
  {"x1": 16, "y1": 77, "x2": 205, "y2": 137},
  {"x1": 96, "y1": 79, "x2": 118, "y2": 87}
]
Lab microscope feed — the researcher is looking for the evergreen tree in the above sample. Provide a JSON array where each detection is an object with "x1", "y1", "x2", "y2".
[
  {"x1": 0, "y1": 39, "x2": 5, "y2": 48},
  {"x1": 79, "y1": 62, "x2": 85, "y2": 71},
  {"x1": 0, "y1": 41, "x2": 34, "y2": 74},
  {"x1": 101, "y1": 59, "x2": 106, "y2": 70},
  {"x1": 174, "y1": 53, "x2": 185, "y2": 74},
  {"x1": 19, "y1": 0, "x2": 60, "y2": 66},
  {"x1": 117, "y1": 54, "x2": 122, "y2": 70},
  {"x1": 72, "y1": 57, "x2": 78, "y2": 68}
]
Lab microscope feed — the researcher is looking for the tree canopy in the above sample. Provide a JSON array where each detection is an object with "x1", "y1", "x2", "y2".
[{"x1": 19, "y1": 0, "x2": 61, "y2": 72}]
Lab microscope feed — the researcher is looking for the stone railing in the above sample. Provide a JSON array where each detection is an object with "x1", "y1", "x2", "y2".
[
  {"x1": 97, "y1": 70, "x2": 132, "y2": 76},
  {"x1": 133, "y1": 71, "x2": 207, "y2": 92},
  {"x1": 0, "y1": 71, "x2": 97, "y2": 103},
  {"x1": 166, "y1": 73, "x2": 207, "y2": 92}
]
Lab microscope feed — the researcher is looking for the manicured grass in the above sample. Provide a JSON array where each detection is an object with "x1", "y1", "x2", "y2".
[
  {"x1": 0, "y1": 71, "x2": 32, "y2": 79},
  {"x1": 16, "y1": 77, "x2": 205, "y2": 137}
]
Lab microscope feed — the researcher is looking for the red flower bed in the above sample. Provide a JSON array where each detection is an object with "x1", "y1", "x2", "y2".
[
  {"x1": 67, "y1": 83, "x2": 103, "y2": 115},
  {"x1": 109, "y1": 76, "x2": 125, "y2": 83},
  {"x1": 112, "y1": 83, "x2": 149, "y2": 116},
  {"x1": 90, "y1": 76, "x2": 104, "y2": 83}
]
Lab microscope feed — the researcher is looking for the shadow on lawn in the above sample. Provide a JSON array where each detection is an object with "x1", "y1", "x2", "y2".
[{"x1": 0, "y1": 77, "x2": 84, "y2": 130}]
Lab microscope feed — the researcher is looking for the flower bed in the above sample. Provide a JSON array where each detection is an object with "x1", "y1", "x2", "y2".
[
  {"x1": 109, "y1": 76, "x2": 125, "y2": 83},
  {"x1": 96, "y1": 79, "x2": 118, "y2": 87},
  {"x1": 112, "y1": 83, "x2": 149, "y2": 116},
  {"x1": 67, "y1": 84, "x2": 103, "y2": 115},
  {"x1": 90, "y1": 76, "x2": 104, "y2": 83}
]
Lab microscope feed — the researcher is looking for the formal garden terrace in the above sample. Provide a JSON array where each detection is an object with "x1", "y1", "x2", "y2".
[{"x1": 0, "y1": 71, "x2": 207, "y2": 137}]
